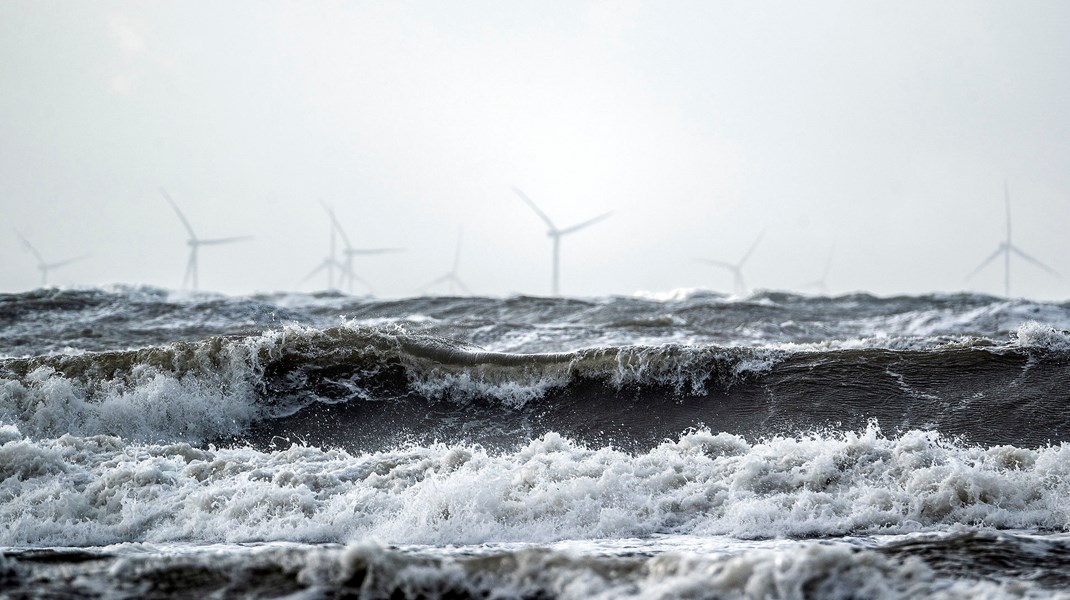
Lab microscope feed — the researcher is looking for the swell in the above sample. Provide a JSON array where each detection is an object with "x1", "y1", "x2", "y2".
[
  {"x1": 2, "y1": 324, "x2": 1070, "y2": 450},
  {"x1": 5, "y1": 286, "x2": 1070, "y2": 357}
]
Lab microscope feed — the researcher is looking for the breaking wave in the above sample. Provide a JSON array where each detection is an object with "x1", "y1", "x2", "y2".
[{"x1": 2, "y1": 321, "x2": 1069, "y2": 449}]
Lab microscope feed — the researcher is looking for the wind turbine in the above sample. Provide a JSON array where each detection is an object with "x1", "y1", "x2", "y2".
[
  {"x1": 15, "y1": 231, "x2": 88, "y2": 287},
  {"x1": 419, "y1": 228, "x2": 471, "y2": 295},
  {"x1": 314, "y1": 205, "x2": 401, "y2": 294},
  {"x1": 802, "y1": 245, "x2": 835, "y2": 295},
  {"x1": 967, "y1": 182, "x2": 1059, "y2": 297},
  {"x1": 161, "y1": 189, "x2": 252, "y2": 291},
  {"x1": 696, "y1": 230, "x2": 765, "y2": 296},
  {"x1": 511, "y1": 186, "x2": 612, "y2": 296},
  {"x1": 300, "y1": 205, "x2": 344, "y2": 291}
]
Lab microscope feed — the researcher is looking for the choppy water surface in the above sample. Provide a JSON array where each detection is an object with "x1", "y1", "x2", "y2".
[{"x1": 2, "y1": 286, "x2": 1070, "y2": 598}]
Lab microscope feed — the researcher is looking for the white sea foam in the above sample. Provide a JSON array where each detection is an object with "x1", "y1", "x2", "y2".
[
  {"x1": 631, "y1": 288, "x2": 727, "y2": 303},
  {"x1": 1014, "y1": 321, "x2": 1070, "y2": 351},
  {"x1": 0, "y1": 338, "x2": 269, "y2": 443},
  {"x1": 1, "y1": 423, "x2": 1068, "y2": 548}
]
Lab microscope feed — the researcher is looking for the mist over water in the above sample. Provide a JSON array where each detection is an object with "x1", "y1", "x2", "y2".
[{"x1": 2, "y1": 1, "x2": 1070, "y2": 299}]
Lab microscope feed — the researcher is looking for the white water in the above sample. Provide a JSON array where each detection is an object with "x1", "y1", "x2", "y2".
[{"x1": 1, "y1": 422, "x2": 1067, "y2": 548}]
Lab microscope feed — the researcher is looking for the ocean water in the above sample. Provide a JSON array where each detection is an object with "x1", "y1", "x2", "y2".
[{"x1": 2, "y1": 286, "x2": 1070, "y2": 598}]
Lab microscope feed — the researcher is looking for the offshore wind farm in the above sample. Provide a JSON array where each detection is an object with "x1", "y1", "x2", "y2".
[{"x1": 3, "y1": 2, "x2": 1070, "y2": 599}]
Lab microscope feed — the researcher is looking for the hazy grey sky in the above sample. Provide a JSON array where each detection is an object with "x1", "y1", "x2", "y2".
[{"x1": 3, "y1": 1, "x2": 1068, "y2": 299}]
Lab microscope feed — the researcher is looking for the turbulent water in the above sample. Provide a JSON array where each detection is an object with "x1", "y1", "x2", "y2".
[{"x1": 2, "y1": 286, "x2": 1070, "y2": 598}]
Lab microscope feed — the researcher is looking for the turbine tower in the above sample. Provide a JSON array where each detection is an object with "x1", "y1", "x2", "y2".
[
  {"x1": 802, "y1": 245, "x2": 835, "y2": 295},
  {"x1": 511, "y1": 186, "x2": 612, "y2": 296},
  {"x1": 15, "y1": 231, "x2": 88, "y2": 287},
  {"x1": 696, "y1": 231, "x2": 765, "y2": 296},
  {"x1": 161, "y1": 189, "x2": 252, "y2": 291},
  {"x1": 967, "y1": 182, "x2": 1059, "y2": 297},
  {"x1": 419, "y1": 228, "x2": 471, "y2": 295}
]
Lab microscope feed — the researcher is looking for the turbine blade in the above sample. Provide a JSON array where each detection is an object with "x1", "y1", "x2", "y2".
[
  {"x1": 160, "y1": 189, "x2": 198, "y2": 240},
  {"x1": 511, "y1": 186, "x2": 557, "y2": 231},
  {"x1": 558, "y1": 212, "x2": 612, "y2": 236},
  {"x1": 453, "y1": 276, "x2": 472, "y2": 295},
  {"x1": 323, "y1": 204, "x2": 354, "y2": 250},
  {"x1": 738, "y1": 230, "x2": 765, "y2": 267},
  {"x1": 14, "y1": 230, "x2": 44, "y2": 264},
  {"x1": 695, "y1": 258, "x2": 736, "y2": 271},
  {"x1": 300, "y1": 261, "x2": 329, "y2": 285},
  {"x1": 1009, "y1": 245, "x2": 1060, "y2": 277},
  {"x1": 197, "y1": 236, "x2": 254, "y2": 246},
  {"x1": 966, "y1": 245, "x2": 1005, "y2": 281},
  {"x1": 420, "y1": 273, "x2": 454, "y2": 291},
  {"x1": 347, "y1": 272, "x2": 374, "y2": 294},
  {"x1": 44, "y1": 254, "x2": 90, "y2": 270}
]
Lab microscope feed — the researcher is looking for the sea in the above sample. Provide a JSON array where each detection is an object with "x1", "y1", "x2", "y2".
[{"x1": 2, "y1": 285, "x2": 1070, "y2": 599}]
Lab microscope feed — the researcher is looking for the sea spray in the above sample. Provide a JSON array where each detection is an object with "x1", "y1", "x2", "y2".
[{"x1": 1, "y1": 423, "x2": 1068, "y2": 547}]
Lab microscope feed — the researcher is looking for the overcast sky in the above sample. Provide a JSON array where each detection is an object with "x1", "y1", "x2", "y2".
[{"x1": 2, "y1": 1, "x2": 1068, "y2": 299}]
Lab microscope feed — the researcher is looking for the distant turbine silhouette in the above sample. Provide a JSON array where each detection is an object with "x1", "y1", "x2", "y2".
[
  {"x1": 310, "y1": 205, "x2": 401, "y2": 294},
  {"x1": 966, "y1": 182, "x2": 1059, "y2": 297},
  {"x1": 802, "y1": 245, "x2": 835, "y2": 294},
  {"x1": 161, "y1": 189, "x2": 252, "y2": 291},
  {"x1": 419, "y1": 227, "x2": 471, "y2": 295},
  {"x1": 511, "y1": 186, "x2": 612, "y2": 296},
  {"x1": 15, "y1": 231, "x2": 88, "y2": 287},
  {"x1": 300, "y1": 204, "x2": 345, "y2": 291},
  {"x1": 696, "y1": 231, "x2": 765, "y2": 296}
]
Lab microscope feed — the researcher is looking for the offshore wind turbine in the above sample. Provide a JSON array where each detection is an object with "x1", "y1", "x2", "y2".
[
  {"x1": 696, "y1": 230, "x2": 765, "y2": 296},
  {"x1": 419, "y1": 228, "x2": 471, "y2": 295},
  {"x1": 15, "y1": 231, "x2": 88, "y2": 287},
  {"x1": 300, "y1": 205, "x2": 344, "y2": 291},
  {"x1": 322, "y1": 205, "x2": 402, "y2": 294},
  {"x1": 511, "y1": 186, "x2": 612, "y2": 296},
  {"x1": 967, "y1": 182, "x2": 1059, "y2": 297},
  {"x1": 161, "y1": 189, "x2": 252, "y2": 291},
  {"x1": 802, "y1": 245, "x2": 835, "y2": 294}
]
